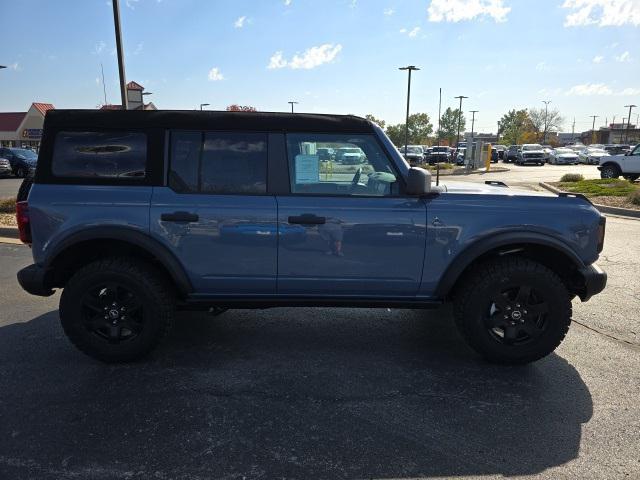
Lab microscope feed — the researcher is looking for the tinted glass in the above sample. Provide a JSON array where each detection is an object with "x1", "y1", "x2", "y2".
[
  {"x1": 52, "y1": 131, "x2": 146, "y2": 178},
  {"x1": 286, "y1": 133, "x2": 398, "y2": 196},
  {"x1": 169, "y1": 131, "x2": 200, "y2": 193},
  {"x1": 200, "y1": 132, "x2": 267, "y2": 194}
]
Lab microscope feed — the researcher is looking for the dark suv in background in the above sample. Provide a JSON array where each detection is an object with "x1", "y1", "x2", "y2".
[{"x1": 0, "y1": 147, "x2": 38, "y2": 177}]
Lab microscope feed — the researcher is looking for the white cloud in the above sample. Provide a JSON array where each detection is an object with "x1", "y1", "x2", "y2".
[
  {"x1": 267, "y1": 51, "x2": 288, "y2": 69},
  {"x1": 592, "y1": 55, "x2": 604, "y2": 63},
  {"x1": 619, "y1": 87, "x2": 640, "y2": 95},
  {"x1": 92, "y1": 41, "x2": 107, "y2": 55},
  {"x1": 125, "y1": 0, "x2": 139, "y2": 9},
  {"x1": 284, "y1": 0, "x2": 292, "y2": 5},
  {"x1": 384, "y1": 7, "x2": 395, "y2": 15},
  {"x1": 268, "y1": 44, "x2": 343, "y2": 70},
  {"x1": 566, "y1": 83, "x2": 613, "y2": 95},
  {"x1": 234, "y1": 15, "x2": 247, "y2": 28},
  {"x1": 207, "y1": 67, "x2": 224, "y2": 81},
  {"x1": 562, "y1": 0, "x2": 640, "y2": 27},
  {"x1": 615, "y1": 50, "x2": 632, "y2": 62},
  {"x1": 536, "y1": 61, "x2": 549, "y2": 71},
  {"x1": 133, "y1": 42, "x2": 143, "y2": 55},
  {"x1": 349, "y1": 0, "x2": 357, "y2": 8},
  {"x1": 428, "y1": 0, "x2": 511, "y2": 23},
  {"x1": 399, "y1": 26, "x2": 421, "y2": 36}
]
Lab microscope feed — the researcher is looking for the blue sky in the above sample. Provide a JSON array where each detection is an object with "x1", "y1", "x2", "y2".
[{"x1": 1, "y1": 0, "x2": 639, "y2": 133}]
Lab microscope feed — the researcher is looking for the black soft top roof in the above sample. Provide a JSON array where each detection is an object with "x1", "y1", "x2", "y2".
[{"x1": 44, "y1": 109, "x2": 374, "y2": 133}]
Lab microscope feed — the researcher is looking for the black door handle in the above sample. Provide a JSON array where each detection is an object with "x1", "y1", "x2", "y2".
[
  {"x1": 288, "y1": 214, "x2": 326, "y2": 225},
  {"x1": 161, "y1": 211, "x2": 199, "y2": 223}
]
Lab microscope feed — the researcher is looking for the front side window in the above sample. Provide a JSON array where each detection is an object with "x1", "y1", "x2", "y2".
[
  {"x1": 168, "y1": 131, "x2": 268, "y2": 194},
  {"x1": 52, "y1": 131, "x2": 147, "y2": 178},
  {"x1": 286, "y1": 133, "x2": 398, "y2": 196}
]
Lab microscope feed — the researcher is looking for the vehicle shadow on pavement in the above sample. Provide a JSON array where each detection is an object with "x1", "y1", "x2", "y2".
[{"x1": 0, "y1": 306, "x2": 592, "y2": 479}]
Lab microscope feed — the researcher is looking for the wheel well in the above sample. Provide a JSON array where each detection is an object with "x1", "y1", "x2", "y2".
[
  {"x1": 449, "y1": 243, "x2": 582, "y2": 298},
  {"x1": 47, "y1": 239, "x2": 183, "y2": 296},
  {"x1": 600, "y1": 161, "x2": 620, "y2": 170}
]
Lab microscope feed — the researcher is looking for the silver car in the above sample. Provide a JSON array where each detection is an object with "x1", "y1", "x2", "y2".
[
  {"x1": 0, "y1": 157, "x2": 12, "y2": 176},
  {"x1": 549, "y1": 148, "x2": 579, "y2": 165}
]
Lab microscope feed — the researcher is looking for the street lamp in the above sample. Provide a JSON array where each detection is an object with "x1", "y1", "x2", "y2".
[
  {"x1": 288, "y1": 101, "x2": 299, "y2": 113},
  {"x1": 199, "y1": 103, "x2": 210, "y2": 110},
  {"x1": 624, "y1": 104, "x2": 636, "y2": 144},
  {"x1": 399, "y1": 66, "x2": 420, "y2": 153},
  {"x1": 454, "y1": 95, "x2": 468, "y2": 149},
  {"x1": 542, "y1": 100, "x2": 551, "y2": 143}
]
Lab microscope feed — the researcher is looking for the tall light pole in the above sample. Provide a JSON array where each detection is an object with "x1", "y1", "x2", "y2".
[
  {"x1": 288, "y1": 101, "x2": 298, "y2": 113},
  {"x1": 624, "y1": 104, "x2": 636, "y2": 144},
  {"x1": 111, "y1": 0, "x2": 128, "y2": 110},
  {"x1": 454, "y1": 95, "x2": 468, "y2": 148},
  {"x1": 496, "y1": 121, "x2": 501, "y2": 143},
  {"x1": 437, "y1": 87, "x2": 442, "y2": 147},
  {"x1": 199, "y1": 103, "x2": 210, "y2": 110},
  {"x1": 589, "y1": 115, "x2": 599, "y2": 145},
  {"x1": 399, "y1": 66, "x2": 419, "y2": 152},
  {"x1": 542, "y1": 100, "x2": 551, "y2": 143},
  {"x1": 468, "y1": 110, "x2": 478, "y2": 165}
]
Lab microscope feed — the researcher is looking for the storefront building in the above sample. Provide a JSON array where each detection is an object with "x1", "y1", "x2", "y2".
[{"x1": 0, "y1": 102, "x2": 54, "y2": 150}]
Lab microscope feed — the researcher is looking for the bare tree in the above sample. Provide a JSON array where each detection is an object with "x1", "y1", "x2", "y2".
[{"x1": 529, "y1": 107, "x2": 564, "y2": 143}]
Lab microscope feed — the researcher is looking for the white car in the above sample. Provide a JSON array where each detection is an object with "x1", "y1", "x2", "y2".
[
  {"x1": 578, "y1": 147, "x2": 609, "y2": 165},
  {"x1": 598, "y1": 144, "x2": 640, "y2": 181},
  {"x1": 549, "y1": 148, "x2": 579, "y2": 165}
]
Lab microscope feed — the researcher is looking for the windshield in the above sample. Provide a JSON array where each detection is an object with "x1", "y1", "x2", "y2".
[
  {"x1": 341, "y1": 148, "x2": 362, "y2": 154},
  {"x1": 432, "y1": 147, "x2": 448, "y2": 152},
  {"x1": 11, "y1": 149, "x2": 38, "y2": 161},
  {"x1": 522, "y1": 145, "x2": 542, "y2": 151},
  {"x1": 555, "y1": 148, "x2": 573, "y2": 154}
]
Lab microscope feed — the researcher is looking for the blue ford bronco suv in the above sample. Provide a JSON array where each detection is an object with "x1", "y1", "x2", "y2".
[{"x1": 16, "y1": 110, "x2": 607, "y2": 364}]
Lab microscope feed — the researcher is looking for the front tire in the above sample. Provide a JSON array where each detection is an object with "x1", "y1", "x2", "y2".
[
  {"x1": 600, "y1": 164, "x2": 620, "y2": 179},
  {"x1": 60, "y1": 257, "x2": 174, "y2": 363},
  {"x1": 453, "y1": 258, "x2": 572, "y2": 364}
]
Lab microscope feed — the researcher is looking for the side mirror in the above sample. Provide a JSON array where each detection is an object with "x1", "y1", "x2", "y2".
[{"x1": 406, "y1": 167, "x2": 432, "y2": 195}]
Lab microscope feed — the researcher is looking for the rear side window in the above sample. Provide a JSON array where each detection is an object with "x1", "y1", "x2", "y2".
[
  {"x1": 169, "y1": 131, "x2": 267, "y2": 194},
  {"x1": 52, "y1": 131, "x2": 147, "y2": 178}
]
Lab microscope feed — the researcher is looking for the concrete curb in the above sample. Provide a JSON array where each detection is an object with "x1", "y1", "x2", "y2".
[
  {"x1": 539, "y1": 182, "x2": 640, "y2": 219},
  {"x1": 0, "y1": 226, "x2": 18, "y2": 239}
]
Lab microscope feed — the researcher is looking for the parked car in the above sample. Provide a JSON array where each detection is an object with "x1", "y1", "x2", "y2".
[
  {"x1": 504, "y1": 145, "x2": 520, "y2": 163},
  {"x1": 492, "y1": 145, "x2": 507, "y2": 160},
  {"x1": 516, "y1": 144, "x2": 545, "y2": 165},
  {"x1": 0, "y1": 157, "x2": 12, "y2": 176},
  {"x1": 604, "y1": 145, "x2": 630, "y2": 156},
  {"x1": 549, "y1": 148, "x2": 580, "y2": 165},
  {"x1": 336, "y1": 147, "x2": 365, "y2": 164},
  {"x1": 316, "y1": 147, "x2": 335, "y2": 161},
  {"x1": 541, "y1": 145, "x2": 553, "y2": 163},
  {"x1": 0, "y1": 147, "x2": 38, "y2": 177},
  {"x1": 428, "y1": 146, "x2": 451, "y2": 165},
  {"x1": 567, "y1": 143, "x2": 586, "y2": 153},
  {"x1": 578, "y1": 147, "x2": 609, "y2": 165},
  {"x1": 400, "y1": 145, "x2": 424, "y2": 165},
  {"x1": 455, "y1": 147, "x2": 467, "y2": 165},
  {"x1": 17, "y1": 109, "x2": 607, "y2": 365},
  {"x1": 598, "y1": 144, "x2": 640, "y2": 181}
]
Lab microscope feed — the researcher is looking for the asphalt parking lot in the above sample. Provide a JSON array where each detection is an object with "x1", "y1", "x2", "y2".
[{"x1": 0, "y1": 212, "x2": 638, "y2": 479}]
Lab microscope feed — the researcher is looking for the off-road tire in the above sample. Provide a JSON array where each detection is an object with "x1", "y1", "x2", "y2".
[
  {"x1": 60, "y1": 257, "x2": 174, "y2": 363},
  {"x1": 600, "y1": 164, "x2": 620, "y2": 179},
  {"x1": 453, "y1": 257, "x2": 572, "y2": 365}
]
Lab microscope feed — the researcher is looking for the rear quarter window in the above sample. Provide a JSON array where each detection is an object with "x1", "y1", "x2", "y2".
[{"x1": 51, "y1": 131, "x2": 147, "y2": 179}]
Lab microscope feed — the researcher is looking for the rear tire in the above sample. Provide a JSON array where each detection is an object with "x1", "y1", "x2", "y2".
[
  {"x1": 600, "y1": 164, "x2": 620, "y2": 179},
  {"x1": 60, "y1": 257, "x2": 174, "y2": 363},
  {"x1": 453, "y1": 257, "x2": 572, "y2": 365}
]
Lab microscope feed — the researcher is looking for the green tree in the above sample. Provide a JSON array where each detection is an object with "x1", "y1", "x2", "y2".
[
  {"x1": 499, "y1": 109, "x2": 534, "y2": 145},
  {"x1": 365, "y1": 114, "x2": 386, "y2": 129},
  {"x1": 438, "y1": 107, "x2": 465, "y2": 146},
  {"x1": 385, "y1": 112, "x2": 433, "y2": 146}
]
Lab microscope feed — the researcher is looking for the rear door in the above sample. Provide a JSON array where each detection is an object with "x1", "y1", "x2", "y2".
[
  {"x1": 150, "y1": 131, "x2": 277, "y2": 295},
  {"x1": 276, "y1": 132, "x2": 427, "y2": 297}
]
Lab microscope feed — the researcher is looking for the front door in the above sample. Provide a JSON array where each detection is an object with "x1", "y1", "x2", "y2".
[
  {"x1": 150, "y1": 130, "x2": 277, "y2": 295},
  {"x1": 277, "y1": 133, "x2": 427, "y2": 297}
]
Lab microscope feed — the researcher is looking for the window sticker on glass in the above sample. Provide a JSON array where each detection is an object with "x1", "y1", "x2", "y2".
[{"x1": 295, "y1": 155, "x2": 320, "y2": 184}]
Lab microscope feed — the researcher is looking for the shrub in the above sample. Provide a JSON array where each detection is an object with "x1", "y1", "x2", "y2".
[
  {"x1": 560, "y1": 173, "x2": 584, "y2": 182},
  {"x1": 628, "y1": 190, "x2": 640, "y2": 206},
  {"x1": 0, "y1": 197, "x2": 16, "y2": 214}
]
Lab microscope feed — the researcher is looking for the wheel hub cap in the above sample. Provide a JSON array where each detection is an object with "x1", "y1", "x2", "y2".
[
  {"x1": 108, "y1": 309, "x2": 120, "y2": 320},
  {"x1": 511, "y1": 310, "x2": 522, "y2": 321}
]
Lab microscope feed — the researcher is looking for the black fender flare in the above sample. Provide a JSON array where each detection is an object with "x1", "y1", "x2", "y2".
[
  {"x1": 45, "y1": 226, "x2": 193, "y2": 296},
  {"x1": 434, "y1": 231, "x2": 586, "y2": 298}
]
